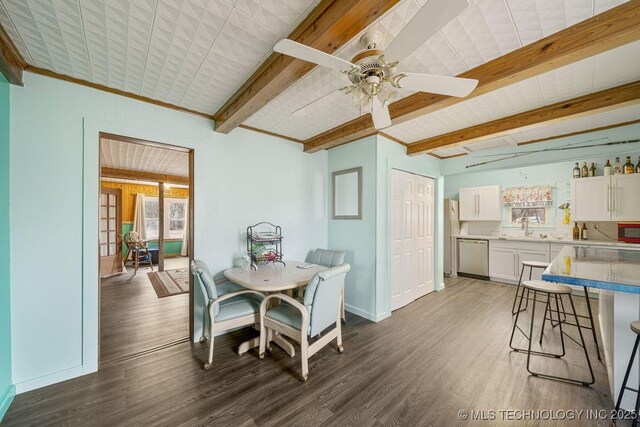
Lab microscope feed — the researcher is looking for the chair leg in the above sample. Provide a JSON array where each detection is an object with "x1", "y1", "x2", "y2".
[
  {"x1": 341, "y1": 288, "x2": 346, "y2": 324},
  {"x1": 204, "y1": 328, "x2": 214, "y2": 371},
  {"x1": 583, "y1": 287, "x2": 601, "y2": 361},
  {"x1": 512, "y1": 264, "x2": 526, "y2": 315},
  {"x1": 259, "y1": 322, "x2": 266, "y2": 359},
  {"x1": 336, "y1": 314, "x2": 344, "y2": 353},
  {"x1": 300, "y1": 336, "x2": 309, "y2": 382},
  {"x1": 615, "y1": 334, "x2": 640, "y2": 414}
]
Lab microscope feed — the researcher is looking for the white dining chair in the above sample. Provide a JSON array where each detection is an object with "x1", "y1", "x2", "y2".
[
  {"x1": 191, "y1": 260, "x2": 265, "y2": 370},
  {"x1": 258, "y1": 264, "x2": 350, "y2": 381}
]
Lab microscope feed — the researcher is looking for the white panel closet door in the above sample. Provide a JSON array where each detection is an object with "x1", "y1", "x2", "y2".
[{"x1": 391, "y1": 169, "x2": 435, "y2": 311}]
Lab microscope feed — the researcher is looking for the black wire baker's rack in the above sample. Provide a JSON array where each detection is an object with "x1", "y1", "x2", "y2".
[{"x1": 247, "y1": 222, "x2": 284, "y2": 269}]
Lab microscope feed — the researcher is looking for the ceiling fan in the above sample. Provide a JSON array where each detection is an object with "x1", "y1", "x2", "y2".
[{"x1": 274, "y1": 0, "x2": 478, "y2": 130}]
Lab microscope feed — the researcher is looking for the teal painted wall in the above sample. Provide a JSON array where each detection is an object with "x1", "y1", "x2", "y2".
[
  {"x1": 327, "y1": 136, "x2": 378, "y2": 320},
  {"x1": 10, "y1": 72, "x2": 328, "y2": 393},
  {"x1": 0, "y1": 74, "x2": 15, "y2": 421},
  {"x1": 328, "y1": 135, "x2": 443, "y2": 321}
]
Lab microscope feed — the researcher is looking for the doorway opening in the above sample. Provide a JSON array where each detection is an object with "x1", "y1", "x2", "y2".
[
  {"x1": 390, "y1": 169, "x2": 435, "y2": 311},
  {"x1": 98, "y1": 133, "x2": 194, "y2": 366}
]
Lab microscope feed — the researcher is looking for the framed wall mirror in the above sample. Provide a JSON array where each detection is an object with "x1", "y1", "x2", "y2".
[{"x1": 333, "y1": 167, "x2": 362, "y2": 219}]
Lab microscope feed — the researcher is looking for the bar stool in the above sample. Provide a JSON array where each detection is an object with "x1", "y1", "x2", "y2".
[
  {"x1": 509, "y1": 280, "x2": 594, "y2": 386},
  {"x1": 614, "y1": 321, "x2": 640, "y2": 426},
  {"x1": 512, "y1": 260, "x2": 550, "y2": 315}
]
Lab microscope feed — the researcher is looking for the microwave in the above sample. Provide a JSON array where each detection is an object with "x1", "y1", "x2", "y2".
[{"x1": 618, "y1": 223, "x2": 640, "y2": 243}]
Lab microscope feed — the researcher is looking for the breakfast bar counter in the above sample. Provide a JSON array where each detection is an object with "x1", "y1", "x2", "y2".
[{"x1": 542, "y1": 245, "x2": 640, "y2": 411}]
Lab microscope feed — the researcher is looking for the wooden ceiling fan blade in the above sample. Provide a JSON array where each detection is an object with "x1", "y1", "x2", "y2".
[
  {"x1": 384, "y1": 0, "x2": 469, "y2": 63},
  {"x1": 371, "y1": 97, "x2": 392, "y2": 129},
  {"x1": 292, "y1": 88, "x2": 346, "y2": 117},
  {"x1": 398, "y1": 73, "x2": 478, "y2": 97},
  {"x1": 274, "y1": 39, "x2": 357, "y2": 72}
]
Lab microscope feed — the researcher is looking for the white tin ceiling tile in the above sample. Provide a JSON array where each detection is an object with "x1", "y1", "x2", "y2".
[
  {"x1": 3, "y1": 0, "x2": 91, "y2": 77},
  {"x1": 553, "y1": 104, "x2": 640, "y2": 135},
  {"x1": 130, "y1": 0, "x2": 157, "y2": 11},
  {"x1": 594, "y1": 0, "x2": 628, "y2": 14},
  {"x1": 401, "y1": 32, "x2": 469, "y2": 76},
  {"x1": 156, "y1": 0, "x2": 232, "y2": 41},
  {"x1": 441, "y1": 0, "x2": 521, "y2": 69},
  {"x1": 592, "y1": 41, "x2": 640, "y2": 92},
  {"x1": 464, "y1": 136, "x2": 514, "y2": 152},
  {"x1": 431, "y1": 145, "x2": 468, "y2": 157},
  {"x1": 215, "y1": 8, "x2": 280, "y2": 64},
  {"x1": 234, "y1": 0, "x2": 315, "y2": 37},
  {"x1": 506, "y1": 0, "x2": 593, "y2": 47},
  {"x1": 535, "y1": 56, "x2": 595, "y2": 105},
  {"x1": 509, "y1": 123, "x2": 559, "y2": 143}
]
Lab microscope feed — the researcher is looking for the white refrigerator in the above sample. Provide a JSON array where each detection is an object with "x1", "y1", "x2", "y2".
[{"x1": 443, "y1": 199, "x2": 460, "y2": 276}]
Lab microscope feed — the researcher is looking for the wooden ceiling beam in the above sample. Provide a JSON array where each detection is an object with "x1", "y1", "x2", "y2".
[
  {"x1": 212, "y1": 0, "x2": 402, "y2": 134},
  {"x1": 0, "y1": 23, "x2": 26, "y2": 86},
  {"x1": 304, "y1": 1, "x2": 640, "y2": 153},
  {"x1": 101, "y1": 167, "x2": 189, "y2": 185},
  {"x1": 407, "y1": 81, "x2": 640, "y2": 155}
]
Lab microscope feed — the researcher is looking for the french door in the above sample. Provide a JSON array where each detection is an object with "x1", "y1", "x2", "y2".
[
  {"x1": 391, "y1": 169, "x2": 435, "y2": 311},
  {"x1": 99, "y1": 187, "x2": 123, "y2": 278}
]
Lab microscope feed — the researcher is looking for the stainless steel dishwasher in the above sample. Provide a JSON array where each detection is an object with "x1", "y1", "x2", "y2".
[{"x1": 457, "y1": 238, "x2": 489, "y2": 279}]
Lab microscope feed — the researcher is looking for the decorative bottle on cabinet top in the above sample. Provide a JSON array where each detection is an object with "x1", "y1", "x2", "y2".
[
  {"x1": 581, "y1": 162, "x2": 589, "y2": 178},
  {"x1": 573, "y1": 222, "x2": 580, "y2": 240},
  {"x1": 624, "y1": 156, "x2": 634, "y2": 174},
  {"x1": 604, "y1": 160, "x2": 613, "y2": 176},
  {"x1": 589, "y1": 163, "x2": 596, "y2": 177},
  {"x1": 614, "y1": 157, "x2": 622, "y2": 175},
  {"x1": 573, "y1": 163, "x2": 581, "y2": 179},
  {"x1": 636, "y1": 156, "x2": 640, "y2": 173}
]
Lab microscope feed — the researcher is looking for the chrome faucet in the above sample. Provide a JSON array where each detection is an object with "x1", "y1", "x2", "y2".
[{"x1": 521, "y1": 210, "x2": 534, "y2": 237}]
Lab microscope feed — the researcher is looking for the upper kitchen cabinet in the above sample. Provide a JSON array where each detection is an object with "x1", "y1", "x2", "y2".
[
  {"x1": 572, "y1": 174, "x2": 640, "y2": 221},
  {"x1": 459, "y1": 185, "x2": 501, "y2": 221}
]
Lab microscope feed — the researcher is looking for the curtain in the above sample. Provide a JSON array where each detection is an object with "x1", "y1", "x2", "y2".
[
  {"x1": 503, "y1": 185, "x2": 552, "y2": 207},
  {"x1": 132, "y1": 193, "x2": 147, "y2": 240},
  {"x1": 181, "y1": 199, "x2": 189, "y2": 257}
]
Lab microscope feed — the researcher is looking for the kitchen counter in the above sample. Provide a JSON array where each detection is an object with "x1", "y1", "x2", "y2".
[
  {"x1": 454, "y1": 234, "x2": 640, "y2": 249},
  {"x1": 541, "y1": 245, "x2": 640, "y2": 411},
  {"x1": 541, "y1": 245, "x2": 640, "y2": 293}
]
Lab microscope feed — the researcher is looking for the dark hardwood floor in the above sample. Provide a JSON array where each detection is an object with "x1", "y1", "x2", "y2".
[
  {"x1": 100, "y1": 257, "x2": 190, "y2": 365},
  {"x1": 5, "y1": 277, "x2": 619, "y2": 426}
]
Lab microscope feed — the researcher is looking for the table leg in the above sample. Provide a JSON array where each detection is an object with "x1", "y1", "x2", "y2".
[{"x1": 237, "y1": 337, "x2": 261, "y2": 355}]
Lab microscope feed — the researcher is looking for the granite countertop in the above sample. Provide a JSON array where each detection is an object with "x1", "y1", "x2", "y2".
[
  {"x1": 454, "y1": 234, "x2": 640, "y2": 249},
  {"x1": 541, "y1": 245, "x2": 640, "y2": 293}
]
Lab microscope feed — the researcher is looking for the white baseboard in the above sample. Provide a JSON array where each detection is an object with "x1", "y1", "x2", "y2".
[
  {"x1": 14, "y1": 365, "x2": 85, "y2": 394},
  {"x1": 344, "y1": 303, "x2": 377, "y2": 322},
  {"x1": 0, "y1": 384, "x2": 15, "y2": 421}
]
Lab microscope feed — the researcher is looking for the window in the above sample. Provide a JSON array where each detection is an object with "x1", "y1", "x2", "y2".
[
  {"x1": 503, "y1": 185, "x2": 552, "y2": 228},
  {"x1": 144, "y1": 197, "x2": 187, "y2": 239},
  {"x1": 510, "y1": 207, "x2": 547, "y2": 226}
]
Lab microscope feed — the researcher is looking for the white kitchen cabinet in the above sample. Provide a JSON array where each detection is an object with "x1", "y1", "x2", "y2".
[
  {"x1": 612, "y1": 174, "x2": 640, "y2": 221},
  {"x1": 572, "y1": 174, "x2": 640, "y2": 222},
  {"x1": 489, "y1": 240, "x2": 550, "y2": 283},
  {"x1": 459, "y1": 187, "x2": 478, "y2": 221},
  {"x1": 458, "y1": 185, "x2": 501, "y2": 221},
  {"x1": 478, "y1": 186, "x2": 502, "y2": 221},
  {"x1": 489, "y1": 245, "x2": 518, "y2": 281},
  {"x1": 572, "y1": 177, "x2": 610, "y2": 222}
]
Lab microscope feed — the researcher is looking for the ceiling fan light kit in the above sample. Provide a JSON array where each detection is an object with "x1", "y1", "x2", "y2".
[{"x1": 274, "y1": 0, "x2": 478, "y2": 131}]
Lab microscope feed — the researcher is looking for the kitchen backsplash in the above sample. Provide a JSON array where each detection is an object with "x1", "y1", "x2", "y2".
[{"x1": 462, "y1": 220, "x2": 619, "y2": 242}]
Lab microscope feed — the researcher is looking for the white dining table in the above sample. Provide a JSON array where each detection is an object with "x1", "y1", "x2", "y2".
[{"x1": 223, "y1": 261, "x2": 327, "y2": 356}]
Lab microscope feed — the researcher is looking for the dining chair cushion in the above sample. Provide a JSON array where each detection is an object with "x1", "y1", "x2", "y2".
[
  {"x1": 306, "y1": 249, "x2": 346, "y2": 268},
  {"x1": 265, "y1": 304, "x2": 304, "y2": 331},
  {"x1": 303, "y1": 264, "x2": 350, "y2": 336},
  {"x1": 216, "y1": 295, "x2": 261, "y2": 322},
  {"x1": 192, "y1": 260, "x2": 219, "y2": 299},
  {"x1": 217, "y1": 281, "x2": 244, "y2": 296}
]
